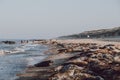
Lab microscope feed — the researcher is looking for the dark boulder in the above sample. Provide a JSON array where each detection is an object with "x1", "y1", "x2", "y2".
[
  {"x1": 2, "y1": 41, "x2": 16, "y2": 44},
  {"x1": 34, "y1": 60, "x2": 53, "y2": 67},
  {"x1": 57, "y1": 43, "x2": 65, "y2": 48},
  {"x1": 57, "y1": 48, "x2": 68, "y2": 53}
]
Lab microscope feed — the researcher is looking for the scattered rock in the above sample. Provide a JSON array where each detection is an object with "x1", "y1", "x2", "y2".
[{"x1": 18, "y1": 41, "x2": 120, "y2": 80}]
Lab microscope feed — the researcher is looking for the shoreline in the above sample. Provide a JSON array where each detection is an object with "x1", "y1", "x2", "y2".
[{"x1": 17, "y1": 39, "x2": 120, "y2": 80}]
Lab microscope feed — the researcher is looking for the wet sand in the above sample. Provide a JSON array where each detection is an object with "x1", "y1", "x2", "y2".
[{"x1": 17, "y1": 39, "x2": 120, "y2": 80}]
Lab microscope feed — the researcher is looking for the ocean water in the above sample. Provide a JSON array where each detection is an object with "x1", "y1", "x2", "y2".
[{"x1": 0, "y1": 41, "x2": 48, "y2": 80}]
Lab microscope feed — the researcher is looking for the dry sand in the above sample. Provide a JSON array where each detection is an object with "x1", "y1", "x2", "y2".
[{"x1": 55, "y1": 39, "x2": 120, "y2": 45}]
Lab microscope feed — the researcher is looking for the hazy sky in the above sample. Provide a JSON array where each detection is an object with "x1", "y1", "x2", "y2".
[{"x1": 0, "y1": 0, "x2": 120, "y2": 39}]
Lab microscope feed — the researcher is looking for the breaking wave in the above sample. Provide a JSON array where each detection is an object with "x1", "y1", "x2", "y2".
[{"x1": 0, "y1": 44, "x2": 39, "y2": 55}]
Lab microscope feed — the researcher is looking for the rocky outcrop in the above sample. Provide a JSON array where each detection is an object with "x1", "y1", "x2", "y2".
[
  {"x1": 17, "y1": 41, "x2": 120, "y2": 80},
  {"x1": 1, "y1": 41, "x2": 16, "y2": 44},
  {"x1": 48, "y1": 43, "x2": 120, "y2": 80}
]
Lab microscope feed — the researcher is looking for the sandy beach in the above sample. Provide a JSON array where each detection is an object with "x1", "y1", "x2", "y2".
[{"x1": 17, "y1": 39, "x2": 120, "y2": 80}]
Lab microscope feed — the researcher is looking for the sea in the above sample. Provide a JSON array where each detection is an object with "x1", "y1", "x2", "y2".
[{"x1": 0, "y1": 40, "x2": 48, "y2": 80}]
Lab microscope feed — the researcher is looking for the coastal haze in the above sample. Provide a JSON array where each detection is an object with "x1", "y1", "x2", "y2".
[
  {"x1": 0, "y1": 0, "x2": 120, "y2": 39},
  {"x1": 0, "y1": 1, "x2": 120, "y2": 80}
]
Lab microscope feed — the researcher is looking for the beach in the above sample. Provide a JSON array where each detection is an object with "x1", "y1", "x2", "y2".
[{"x1": 17, "y1": 39, "x2": 120, "y2": 80}]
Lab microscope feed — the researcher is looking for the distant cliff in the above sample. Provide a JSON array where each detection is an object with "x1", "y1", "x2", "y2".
[{"x1": 59, "y1": 27, "x2": 120, "y2": 39}]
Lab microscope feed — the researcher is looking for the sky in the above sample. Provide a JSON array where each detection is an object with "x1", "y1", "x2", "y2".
[{"x1": 0, "y1": 0, "x2": 120, "y2": 39}]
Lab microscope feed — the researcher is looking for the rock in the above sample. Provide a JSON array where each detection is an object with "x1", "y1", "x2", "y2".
[
  {"x1": 49, "y1": 64, "x2": 84, "y2": 80},
  {"x1": 102, "y1": 69, "x2": 115, "y2": 78},
  {"x1": 95, "y1": 76, "x2": 104, "y2": 80},
  {"x1": 90, "y1": 53, "x2": 114, "y2": 63},
  {"x1": 95, "y1": 49, "x2": 113, "y2": 54},
  {"x1": 60, "y1": 64, "x2": 77, "y2": 73},
  {"x1": 99, "y1": 46, "x2": 106, "y2": 49},
  {"x1": 115, "y1": 46, "x2": 120, "y2": 50},
  {"x1": 89, "y1": 45, "x2": 98, "y2": 49},
  {"x1": 57, "y1": 48, "x2": 68, "y2": 53},
  {"x1": 83, "y1": 76, "x2": 104, "y2": 80},
  {"x1": 114, "y1": 56, "x2": 120, "y2": 64},
  {"x1": 2, "y1": 41, "x2": 16, "y2": 44},
  {"x1": 34, "y1": 60, "x2": 53, "y2": 67},
  {"x1": 57, "y1": 43, "x2": 65, "y2": 48},
  {"x1": 88, "y1": 59, "x2": 110, "y2": 73},
  {"x1": 68, "y1": 55, "x2": 81, "y2": 60},
  {"x1": 50, "y1": 65, "x2": 76, "y2": 80},
  {"x1": 72, "y1": 48, "x2": 83, "y2": 52},
  {"x1": 86, "y1": 70, "x2": 97, "y2": 76},
  {"x1": 54, "y1": 66, "x2": 63, "y2": 72},
  {"x1": 64, "y1": 58, "x2": 88, "y2": 66},
  {"x1": 73, "y1": 73, "x2": 96, "y2": 80},
  {"x1": 112, "y1": 64, "x2": 120, "y2": 73},
  {"x1": 105, "y1": 44, "x2": 115, "y2": 46},
  {"x1": 67, "y1": 48, "x2": 73, "y2": 52}
]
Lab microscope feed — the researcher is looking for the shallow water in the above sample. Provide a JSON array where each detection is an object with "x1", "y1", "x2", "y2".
[{"x1": 0, "y1": 43, "x2": 48, "y2": 80}]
